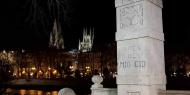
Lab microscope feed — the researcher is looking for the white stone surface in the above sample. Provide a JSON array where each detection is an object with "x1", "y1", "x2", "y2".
[
  {"x1": 91, "y1": 75, "x2": 103, "y2": 88},
  {"x1": 115, "y1": 0, "x2": 165, "y2": 95},
  {"x1": 115, "y1": 0, "x2": 162, "y2": 8},
  {"x1": 91, "y1": 88, "x2": 117, "y2": 95},
  {"x1": 117, "y1": 37, "x2": 166, "y2": 85},
  {"x1": 116, "y1": 0, "x2": 164, "y2": 41},
  {"x1": 58, "y1": 88, "x2": 76, "y2": 95}
]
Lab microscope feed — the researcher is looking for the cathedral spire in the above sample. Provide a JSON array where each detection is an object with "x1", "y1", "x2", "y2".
[{"x1": 49, "y1": 19, "x2": 64, "y2": 49}]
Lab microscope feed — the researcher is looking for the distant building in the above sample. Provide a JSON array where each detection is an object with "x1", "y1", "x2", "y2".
[
  {"x1": 49, "y1": 19, "x2": 64, "y2": 49},
  {"x1": 78, "y1": 28, "x2": 94, "y2": 52}
]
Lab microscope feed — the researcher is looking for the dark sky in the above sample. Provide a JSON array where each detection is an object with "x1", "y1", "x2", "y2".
[
  {"x1": 0, "y1": 0, "x2": 190, "y2": 53},
  {"x1": 163, "y1": 0, "x2": 190, "y2": 53},
  {"x1": 0, "y1": 0, "x2": 115, "y2": 51}
]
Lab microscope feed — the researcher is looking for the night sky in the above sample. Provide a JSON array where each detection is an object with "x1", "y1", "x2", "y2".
[
  {"x1": 163, "y1": 0, "x2": 190, "y2": 53},
  {"x1": 1, "y1": 0, "x2": 190, "y2": 53}
]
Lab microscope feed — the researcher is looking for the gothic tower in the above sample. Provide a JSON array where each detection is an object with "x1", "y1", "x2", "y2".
[
  {"x1": 49, "y1": 19, "x2": 64, "y2": 49},
  {"x1": 78, "y1": 27, "x2": 94, "y2": 52}
]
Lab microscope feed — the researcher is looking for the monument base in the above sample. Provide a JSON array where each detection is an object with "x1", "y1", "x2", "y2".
[{"x1": 118, "y1": 84, "x2": 165, "y2": 95}]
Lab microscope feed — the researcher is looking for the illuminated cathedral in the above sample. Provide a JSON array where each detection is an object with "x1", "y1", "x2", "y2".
[{"x1": 78, "y1": 28, "x2": 94, "y2": 52}]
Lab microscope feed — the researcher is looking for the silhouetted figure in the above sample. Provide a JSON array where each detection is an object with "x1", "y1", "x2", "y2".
[
  {"x1": 103, "y1": 68, "x2": 110, "y2": 78},
  {"x1": 75, "y1": 69, "x2": 81, "y2": 79},
  {"x1": 101, "y1": 68, "x2": 117, "y2": 88},
  {"x1": 176, "y1": 65, "x2": 186, "y2": 77},
  {"x1": 93, "y1": 69, "x2": 99, "y2": 75}
]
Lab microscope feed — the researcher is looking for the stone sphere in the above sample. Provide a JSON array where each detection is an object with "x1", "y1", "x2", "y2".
[{"x1": 58, "y1": 88, "x2": 76, "y2": 95}]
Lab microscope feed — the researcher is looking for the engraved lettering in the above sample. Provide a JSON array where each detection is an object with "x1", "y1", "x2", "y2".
[
  {"x1": 120, "y1": 61, "x2": 124, "y2": 68},
  {"x1": 119, "y1": 61, "x2": 131, "y2": 68},
  {"x1": 134, "y1": 61, "x2": 145, "y2": 67},
  {"x1": 126, "y1": 62, "x2": 131, "y2": 68},
  {"x1": 119, "y1": 61, "x2": 145, "y2": 68},
  {"x1": 127, "y1": 46, "x2": 141, "y2": 60}
]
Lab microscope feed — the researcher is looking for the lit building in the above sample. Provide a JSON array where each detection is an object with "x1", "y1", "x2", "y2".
[
  {"x1": 78, "y1": 27, "x2": 94, "y2": 52},
  {"x1": 0, "y1": 24, "x2": 117, "y2": 79},
  {"x1": 0, "y1": 42, "x2": 117, "y2": 79},
  {"x1": 77, "y1": 52, "x2": 102, "y2": 75}
]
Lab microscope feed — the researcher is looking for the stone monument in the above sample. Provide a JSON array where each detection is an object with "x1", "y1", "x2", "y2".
[{"x1": 115, "y1": 0, "x2": 166, "y2": 95}]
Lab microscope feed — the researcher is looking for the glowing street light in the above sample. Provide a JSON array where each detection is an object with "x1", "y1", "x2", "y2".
[{"x1": 52, "y1": 69, "x2": 57, "y2": 75}]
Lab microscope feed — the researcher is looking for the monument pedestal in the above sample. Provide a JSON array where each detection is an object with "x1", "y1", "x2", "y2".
[{"x1": 115, "y1": 0, "x2": 166, "y2": 95}]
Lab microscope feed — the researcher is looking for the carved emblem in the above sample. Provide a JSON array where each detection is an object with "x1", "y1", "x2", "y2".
[{"x1": 120, "y1": 4, "x2": 143, "y2": 29}]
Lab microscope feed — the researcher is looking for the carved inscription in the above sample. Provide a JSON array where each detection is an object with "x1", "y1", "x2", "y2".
[
  {"x1": 119, "y1": 61, "x2": 131, "y2": 68},
  {"x1": 119, "y1": 45, "x2": 145, "y2": 69},
  {"x1": 127, "y1": 46, "x2": 140, "y2": 59},
  {"x1": 127, "y1": 91, "x2": 140, "y2": 95},
  {"x1": 134, "y1": 61, "x2": 145, "y2": 67},
  {"x1": 119, "y1": 61, "x2": 145, "y2": 68},
  {"x1": 120, "y1": 4, "x2": 143, "y2": 29}
]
